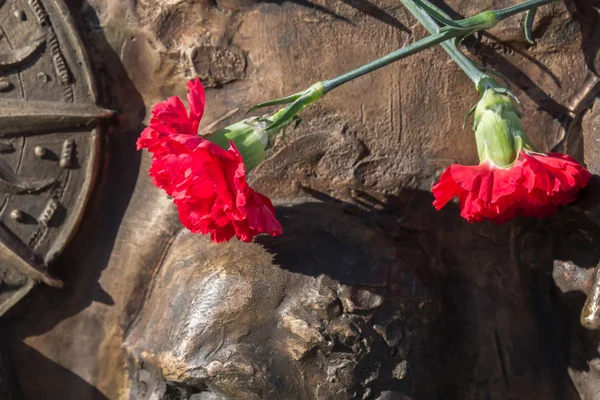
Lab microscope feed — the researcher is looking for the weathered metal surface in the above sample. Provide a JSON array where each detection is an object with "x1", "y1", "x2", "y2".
[
  {"x1": 0, "y1": 0, "x2": 110, "y2": 316},
  {"x1": 3, "y1": 0, "x2": 600, "y2": 399},
  {"x1": 124, "y1": 201, "x2": 438, "y2": 399},
  {"x1": 0, "y1": 339, "x2": 22, "y2": 400}
]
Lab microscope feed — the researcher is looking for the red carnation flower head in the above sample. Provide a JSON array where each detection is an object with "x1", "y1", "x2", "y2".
[
  {"x1": 433, "y1": 88, "x2": 592, "y2": 223},
  {"x1": 137, "y1": 78, "x2": 283, "y2": 242}
]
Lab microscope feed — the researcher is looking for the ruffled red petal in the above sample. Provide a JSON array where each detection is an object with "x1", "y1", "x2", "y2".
[
  {"x1": 137, "y1": 79, "x2": 282, "y2": 242},
  {"x1": 186, "y1": 78, "x2": 206, "y2": 134},
  {"x1": 432, "y1": 151, "x2": 591, "y2": 223}
]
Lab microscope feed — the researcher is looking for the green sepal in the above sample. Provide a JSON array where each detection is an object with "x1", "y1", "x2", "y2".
[
  {"x1": 473, "y1": 88, "x2": 534, "y2": 168},
  {"x1": 477, "y1": 77, "x2": 523, "y2": 109},
  {"x1": 207, "y1": 119, "x2": 269, "y2": 172},
  {"x1": 475, "y1": 106, "x2": 519, "y2": 167},
  {"x1": 293, "y1": 116, "x2": 302, "y2": 130},
  {"x1": 463, "y1": 102, "x2": 478, "y2": 129}
]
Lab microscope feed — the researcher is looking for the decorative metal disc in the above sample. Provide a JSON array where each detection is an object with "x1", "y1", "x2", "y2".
[{"x1": 0, "y1": 0, "x2": 111, "y2": 316}]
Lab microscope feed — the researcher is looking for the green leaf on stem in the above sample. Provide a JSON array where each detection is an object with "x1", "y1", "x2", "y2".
[
  {"x1": 438, "y1": 10, "x2": 498, "y2": 33},
  {"x1": 463, "y1": 102, "x2": 478, "y2": 129},
  {"x1": 265, "y1": 97, "x2": 309, "y2": 131},
  {"x1": 246, "y1": 91, "x2": 305, "y2": 114},
  {"x1": 524, "y1": 7, "x2": 537, "y2": 44},
  {"x1": 293, "y1": 117, "x2": 302, "y2": 130},
  {"x1": 411, "y1": 0, "x2": 470, "y2": 30}
]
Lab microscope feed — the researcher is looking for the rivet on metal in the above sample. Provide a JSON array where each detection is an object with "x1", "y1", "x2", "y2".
[
  {"x1": 59, "y1": 139, "x2": 74, "y2": 168},
  {"x1": 34, "y1": 146, "x2": 47, "y2": 158},
  {"x1": 10, "y1": 209, "x2": 24, "y2": 222},
  {"x1": 14, "y1": 10, "x2": 26, "y2": 21},
  {"x1": 0, "y1": 81, "x2": 13, "y2": 92},
  {"x1": 37, "y1": 199, "x2": 58, "y2": 227},
  {"x1": 37, "y1": 72, "x2": 49, "y2": 82}
]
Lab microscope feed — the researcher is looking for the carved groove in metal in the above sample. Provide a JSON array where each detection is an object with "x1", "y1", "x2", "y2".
[{"x1": 0, "y1": 0, "x2": 111, "y2": 316}]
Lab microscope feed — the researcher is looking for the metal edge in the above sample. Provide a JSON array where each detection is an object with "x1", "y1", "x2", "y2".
[
  {"x1": 41, "y1": 0, "x2": 100, "y2": 103},
  {"x1": 0, "y1": 224, "x2": 62, "y2": 287},
  {"x1": 45, "y1": 127, "x2": 101, "y2": 264},
  {"x1": 0, "y1": 279, "x2": 37, "y2": 317},
  {"x1": 0, "y1": 100, "x2": 113, "y2": 136}
]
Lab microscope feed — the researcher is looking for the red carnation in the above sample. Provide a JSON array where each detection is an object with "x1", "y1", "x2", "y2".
[
  {"x1": 432, "y1": 151, "x2": 591, "y2": 223},
  {"x1": 137, "y1": 79, "x2": 283, "y2": 242},
  {"x1": 432, "y1": 88, "x2": 591, "y2": 223}
]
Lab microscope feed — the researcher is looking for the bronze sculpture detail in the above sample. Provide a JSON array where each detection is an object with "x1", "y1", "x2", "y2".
[
  {"x1": 0, "y1": 0, "x2": 111, "y2": 316},
  {"x1": 2, "y1": 0, "x2": 600, "y2": 399}
]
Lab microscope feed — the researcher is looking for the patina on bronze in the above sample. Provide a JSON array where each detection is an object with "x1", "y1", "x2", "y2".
[
  {"x1": 2, "y1": 0, "x2": 600, "y2": 398},
  {"x1": 0, "y1": 0, "x2": 111, "y2": 317}
]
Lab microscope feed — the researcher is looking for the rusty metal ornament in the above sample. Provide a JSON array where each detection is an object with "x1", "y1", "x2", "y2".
[{"x1": 0, "y1": 0, "x2": 111, "y2": 316}]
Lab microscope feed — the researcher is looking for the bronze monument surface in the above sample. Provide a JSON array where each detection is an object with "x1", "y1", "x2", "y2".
[{"x1": 2, "y1": 0, "x2": 600, "y2": 399}]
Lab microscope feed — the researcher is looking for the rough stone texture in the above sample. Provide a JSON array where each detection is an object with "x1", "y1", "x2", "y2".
[{"x1": 2, "y1": 0, "x2": 600, "y2": 399}]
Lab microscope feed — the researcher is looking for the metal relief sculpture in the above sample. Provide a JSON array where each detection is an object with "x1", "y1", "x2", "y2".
[{"x1": 0, "y1": 0, "x2": 111, "y2": 316}]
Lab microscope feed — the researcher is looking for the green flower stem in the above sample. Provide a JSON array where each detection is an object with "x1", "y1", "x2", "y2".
[
  {"x1": 400, "y1": 0, "x2": 487, "y2": 86},
  {"x1": 322, "y1": 0, "x2": 556, "y2": 92},
  {"x1": 322, "y1": 29, "x2": 459, "y2": 91},
  {"x1": 493, "y1": 0, "x2": 555, "y2": 22}
]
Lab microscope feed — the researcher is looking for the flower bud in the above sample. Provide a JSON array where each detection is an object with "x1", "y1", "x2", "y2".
[{"x1": 473, "y1": 88, "x2": 531, "y2": 168}]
